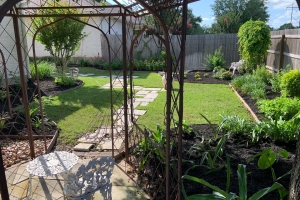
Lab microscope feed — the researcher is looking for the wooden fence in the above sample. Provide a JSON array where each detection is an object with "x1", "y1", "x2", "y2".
[
  {"x1": 101, "y1": 34, "x2": 240, "y2": 71},
  {"x1": 266, "y1": 29, "x2": 300, "y2": 71},
  {"x1": 101, "y1": 29, "x2": 300, "y2": 72}
]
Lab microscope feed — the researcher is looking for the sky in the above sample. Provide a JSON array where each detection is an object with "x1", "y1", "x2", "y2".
[{"x1": 189, "y1": 0, "x2": 300, "y2": 29}]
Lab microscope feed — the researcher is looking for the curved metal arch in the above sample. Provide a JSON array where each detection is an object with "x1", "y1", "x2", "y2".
[
  {"x1": 0, "y1": 0, "x2": 22, "y2": 24},
  {"x1": 31, "y1": 15, "x2": 112, "y2": 153}
]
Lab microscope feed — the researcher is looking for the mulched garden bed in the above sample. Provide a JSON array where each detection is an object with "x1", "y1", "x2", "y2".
[
  {"x1": 0, "y1": 77, "x2": 83, "y2": 168},
  {"x1": 136, "y1": 70, "x2": 296, "y2": 199}
]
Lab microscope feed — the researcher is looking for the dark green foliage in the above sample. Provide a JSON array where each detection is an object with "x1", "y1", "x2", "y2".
[
  {"x1": 280, "y1": 69, "x2": 300, "y2": 98},
  {"x1": 238, "y1": 20, "x2": 271, "y2": 69},
  {"x1": 204, "y1": 46, "x2": 226, "y2": 71},
  {"x1": 30, "y1": 61, "x2": 54, "y2": 80},
  {"x1": 257, "y1": 97, "x2": 300, "y2": 120},
  {"x1": 133, "y1": 50, "x2": 166, "y2": 71},
  {"x1": 55, "y1": 75, "x2": 76, "y2": 87},
  {"x1": 220, "y1": 71, "x2": 233, "y2": 80},
  {"x1": 220, "y1": 115, "x2": 253, "y2": 135},
  {"x1": 270, "y1": 64, "x2": 292, "y2": 92},
  {"x1": 253, "y1": 66, "x2": 273, "y2": 84}
]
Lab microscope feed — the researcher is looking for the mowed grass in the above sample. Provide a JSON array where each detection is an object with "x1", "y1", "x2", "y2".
[
  {"x1": 137, "y1": 82, "x2": 253, "y2": 131},
  {"x1": 44, "y1": 67, "x2": 252, "y2": 144}
]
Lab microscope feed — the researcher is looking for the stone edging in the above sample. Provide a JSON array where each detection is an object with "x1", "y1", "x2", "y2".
[
  {"x1": 47, "y1": 121, "x2": 60, "y2": 152},
  {"x1": 229, "y1": 84, "x2": 260, "y2": 122}
]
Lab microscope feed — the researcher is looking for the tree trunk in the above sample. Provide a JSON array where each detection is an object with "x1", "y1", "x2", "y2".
[{"x1": 289, "y1": 138, "x2": 300, "y2": 200}]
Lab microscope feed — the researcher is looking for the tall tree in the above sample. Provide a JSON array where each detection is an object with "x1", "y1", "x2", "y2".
[
  {"x1": 211, "y1": 0, "x2": 269, "y2": 33},
  {"x1": 278, "y1": 23, "x2": 298, "y2": 30},
  {"x1": 31, "y1": 2, "x2": 87, "y2": 74}
]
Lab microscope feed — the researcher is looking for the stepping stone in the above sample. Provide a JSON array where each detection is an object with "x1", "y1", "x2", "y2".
[
  {"x1": 134, "y1": 110, "x2": 147, "y2": 116},
  {"x1": 134, "y1": 86, "x2": 144, "y2": 90},
  {"x1": 142, "y1": 88, "x2": 161, "y2": 91},
  {"x1": 134, "y1": 98, "x2": 154, "y2": 102},
  {"x1": 136, "y1": 91, "x2": 149, "y2": 95},
  {"x1": 96, "y1": 76, "x2": 109, "y2": 78},
  {"x1": 150, "y1": 90, "x2": 158, "y2": 94},
  {"x1": 100, "y1": 138, "x2": 123, "y2": 150},
  {"x1": 73, "y1": 143, "x2": 94, "y2": 152},
  {"x1": 144, "y1": 93, "x2": 158, "y2": 99},
  {"x1": 78, "y1": 73, "x2": 94, "y2": 77},
  {"x1": 140, "y1": 102, "x2": 149, "y2": 106}
]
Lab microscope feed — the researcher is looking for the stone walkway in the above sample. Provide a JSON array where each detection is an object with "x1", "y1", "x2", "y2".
[
  {"x1": 2, "y1": 158, "x2": 150, "y2": 200},
  {"x1": 74, "y1": 78, "x2": 162, "y2": 152},
  {"x1": 1, "y1": 74, "x2": 162, "y2": 199}
]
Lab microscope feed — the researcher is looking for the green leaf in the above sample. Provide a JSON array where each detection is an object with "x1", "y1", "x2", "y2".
[
  {"x1": 249, "y1": 182, "x2": 287, "y2": 200},
  {"x1": 258, "y1": 151, "x2": 276, "y2": 169},
  {"x1": 278, "y1": 149, "x2": 289, "y2": 158},
  {"x1": 188, "y1": 194, "x2": 225, "y2": 200},
  {"x1": 237, "y1": 164, "x2": 247, "y2": 200},
  {"x1": 182, "y1": 175, "x2": 228, "y2": 198}
]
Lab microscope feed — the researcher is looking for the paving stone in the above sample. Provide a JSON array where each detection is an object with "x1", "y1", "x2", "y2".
[
  {"x1": 141, "y1": 87, "x2": 161, "y2": 91},
  {"x1": 134, "y1": 110, "x2": 147, "y2": 116},
  {"x1": 133, "y1": 86, "x2": 143, "y2": 90},
  {"x1": 96, "y1": 76, "x2": 109, "y2": 78},
  {"x1": 94, "y1": 186, "x2": 150, "y2": 200},
  {"x1": 78, "y1": 73, "x2": 94, "y2": 77},
  {"x1": 73, "y1": 143, "x2": 94, "y2": 151},
  {"x1": 136, "y1": 90, "x2": 149, "y2": 95},
  {"x1": 100, "y1": 138, "x2": 123, "y2": 150},
  {"x1": 150, "y1": 90, "x2": 158, "y2": 93},
  {"x1": 139, "y1": 102, "x2": 149, "y2": 106},
  {"x1": 12, "y1": 164, "x2": 29, "y2": 185},
  {"x1": 134, "y1": 98, "x2": 154, "y2": 102},
  {"x1": 144, "y1": 93, "x2": 158, "y2": 99},
  {"x1": 77, "y1": 133, "x2": 101, "y2": 143}
]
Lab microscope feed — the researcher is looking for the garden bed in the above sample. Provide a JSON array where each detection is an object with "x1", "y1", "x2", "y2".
[
  {"x1": 0, "y1": 77, "x2": 83, "y2": 169},
  {"x1": 133, "y1": 71, "x2": 296, "y2": 199}
]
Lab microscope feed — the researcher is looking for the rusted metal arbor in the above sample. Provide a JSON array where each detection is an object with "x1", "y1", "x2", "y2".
[{"x1": 0, "y1": 0, "x2": 194, "y2": 199}]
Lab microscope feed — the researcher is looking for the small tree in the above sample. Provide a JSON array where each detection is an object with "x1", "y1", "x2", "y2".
[
  {"x1": 31, "y1": 2, "x2": 87, "y2": 74},
  {"x1": 237, "y1": 20, "x2": 271, "y2": 70}
]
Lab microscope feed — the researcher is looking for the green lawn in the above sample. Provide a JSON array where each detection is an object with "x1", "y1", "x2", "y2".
[{"x1": 44, "y1": 67, "x2": 252, "y2": 144}]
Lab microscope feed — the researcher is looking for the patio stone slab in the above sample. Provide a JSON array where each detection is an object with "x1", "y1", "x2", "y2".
[
  {"x1": 144, "y1": 93, "x2": 158, "y2": 99},
  {"x1": 100, "y1": 138, "x2": 123, "y2": 150},
  {"x1": 140, "y1": 102, "x2": 149, "y2": 106},
  {"x1": 141, "y1": 88, "x2": 161, "y2": 91},
  {"x1": 134, "y1": 98, "x2": 154, "y2": 102},
  {"x1": 136, "y1": 90, "x2": 149, "y2": 95},
  {"x1": 94, "y1": 186, "x2": 150, "y2": 200},
  {"x1": 73, "y1": 143, "x2": 94, "y2": 151}
]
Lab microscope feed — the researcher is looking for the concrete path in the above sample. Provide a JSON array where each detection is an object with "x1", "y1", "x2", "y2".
[{"x1": 2, "y1": 158, "x2": 150, "y2": 200}]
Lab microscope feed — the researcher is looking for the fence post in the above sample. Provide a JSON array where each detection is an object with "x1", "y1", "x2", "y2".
[{"x1": 279, "y1": 34, "x2": 285, "y2": 70}]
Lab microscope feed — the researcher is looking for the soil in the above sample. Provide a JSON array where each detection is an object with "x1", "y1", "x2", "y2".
[
  {"x1": 0, "y1": 77, "x2": 83, "y2": 169},
  {"x1": 136, "y1": 70, "x2": 296, "y2": 199}
]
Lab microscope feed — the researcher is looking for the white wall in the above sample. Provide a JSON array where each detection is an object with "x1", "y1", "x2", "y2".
[
  {"x1": 27, "y1": 16, "x2": 128, "y2": 59},
  {"x1": 0, "y1": 0, "x2": 30, "y2": 83}
]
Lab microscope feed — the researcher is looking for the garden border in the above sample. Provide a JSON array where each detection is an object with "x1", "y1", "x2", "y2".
[{"x1": 229, "y1": 84, "x2": 260, "y2": 122}]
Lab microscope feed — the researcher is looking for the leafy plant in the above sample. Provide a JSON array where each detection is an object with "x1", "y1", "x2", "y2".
[
  {"x1": 31, "y1": 1, "x2": 87, "y2": 74},
  {"x1": 32, "y1": 116, "x2": 42, "y2": 129},
  {"x1": 257, "y1": 97, "x2": 300, "y2": 120},
  {"x1": 220, "y1": 114, "x2": 253, "y2": 135},
  {"x1": 280, "y1": 69, "x2": 300, "y2": 98},
  {"x1": 0, "y1": 90, "x2": 7, "y2": 101},
  {"x1": 133, "y1": 125, "x2": 167, "y2": 172},
  {"x1": 30, "y1": 61, "x2": 54, "y2": 80},
  {"x1": 253, "y1": 115, "x2": 300, "y2": 142},
  {"x1": 0, "y1": 112, "x2": 9, "y2": 130},
  {"x1": 182, "y1": 164, "x2": 288, "y2": 200},
  {"x1": 238, "y1": 20, "x2": 271, "y2": 69},
  {"x1": 204, "y1": 73, "x2": 209, "y2": 77},
  {"x1": 55, "y1": 75, "x2": 76, "y2": 87},
  {"x1": 188, "y1": 134, "x2": 226, "y2": 172},
  {"x1": 79, "y1": 57, "x2": 91, "y2": 67},
  {"x1": 270, "y1": 64, "x2": 292, "y2": 92},
  {"x1": 248, "y1": 148, "x2": 291, "y2": 183},
  {"x1": 204, "y1": 46, "x2": 226, "y2": 71},
  {"x1": 253, "y1": 66, "x2": 273, "y2": 84},
  {"x1": 175, "y1": 120, "x2": 195, "y2": 139},
  {"x1": 220, "y1": 71, "x2": 233, "y2": 80},
  {"x1": 184, "y1": 72, "x2": 188, "y2": 79}
]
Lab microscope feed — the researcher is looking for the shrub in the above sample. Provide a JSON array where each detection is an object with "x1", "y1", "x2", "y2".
[
  {"x1": 280, "y1": 69, "x2": 300, "y2": 98},
  {"x1": 253, "y1": 66, "x2": 273, "y2": 84},
  {"x1": 204, "y1": 46, "x2": 226, "y2": 71},
  {"x1": 79, "y1": 57, "x2": 91, "y2": 67},
  {"x1": 271, "y1": 64, "x2": 292, "y2": 92},
  {"x1": 220, "y1": 115, "x2": 253, "y2": 135},
  {"x1": 238, "y1": 20, "x2": 271, "y2": 69},
  {"x1": 30, "y1": 61, "x2": 54, "y2": 80},
  {"x1": 220, "y1": 71, "x2": 233, "y2": 80},
  {"x1": 55, "y1": 75, "x2": 76, "y2": 87},
  {"x1": 257, "y1": 97, "x2": 300, "y2": 120}
]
